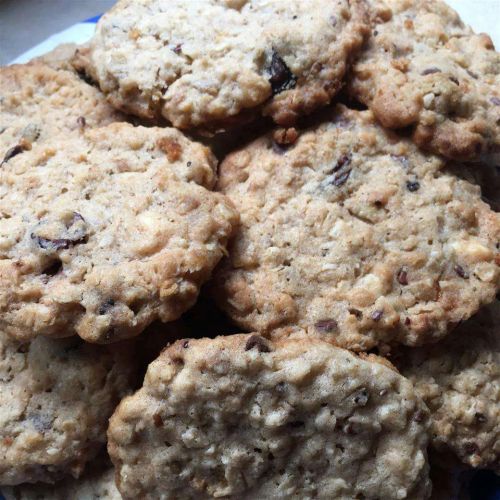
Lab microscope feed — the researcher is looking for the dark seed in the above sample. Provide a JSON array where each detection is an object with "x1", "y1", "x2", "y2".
[
  {"x1": 314, "y1": 319, "x2": 338, "y2": 333},
  {"x1": 245, "y1": 334, "x2": 270, "y2": 353},
  {"x1": 98, "y1": 299, "x2": 115, "y2": 315},
  {"x1": 406, "y1": 180, "x2": 420, "y2": 192},
  {"x1": 352, "y1": 388, "x2": 369, "y2": 406},
  {"x1": 397, "y1": 268, "x2": 408, "y2": 285},
  {"x1": 475, "y1": 412, "x2": 487, "y2": 423},
  {"x1": 371, "y1": 310, "x2": 383, "y2": 322},
  {"x1": 268, "y1": 51, "x2": 297, "y2": 96},
  {"x1": 464, "y1": 442, "x2": 479, "y2": 455},
  {"x1": 332, "y1": 169, "x2": 351, "y2": 187},
  {"x1": 182, "y1": 340, "x2": 189, "y2": 349},
  {"x1": 491, "y1": 97, "x2": 500, "y2": 106},
  {"x1": 454, "y1": 265, "x2": 469, "y2": 279},
  {"x1": 421, "y1": 67, "x2": 442, "y2": 75},
  {"x1": 172, "y1": 43, "x2": 183, "y2": 55},
  {"x1": 1, "y1": 144, "x2": 24, "y2": 165}
]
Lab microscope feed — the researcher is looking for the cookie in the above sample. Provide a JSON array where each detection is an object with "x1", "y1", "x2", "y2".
[
  {"x1": 3, "y1": 455, "x2": 120, "y2": 499},
  {"x1": 0, "y1": 63, "x2": 123, "y2": 164},
  {"x1": 349, "y1": 0, "x2": 500, "y2": 163},
  {"x1": 395, "y1": 301, "x2": 500, "y2": 472},
  {"x1": 0, "y1": 331, "x2": 136, "y2": 485},
  {"x1": 89, "y1": 0, "x2": 368, "y2": 129},
  {"x1": 0, "y1": 123, "x2": 238, "y2": 343},
  {"x1": 213, "y1": 105, "x2": 500, "y2": 351},
  {"x1": 32, "y1": 44, "x2": 81, "y2": 72},
  {"x1": 108, "y1": 334, "x2": 430, "y2": 499}
]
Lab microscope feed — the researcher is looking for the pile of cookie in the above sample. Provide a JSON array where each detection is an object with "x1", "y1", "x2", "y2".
[{"x1": 0, "y1": 0, "x2": 498, "y2": 498}]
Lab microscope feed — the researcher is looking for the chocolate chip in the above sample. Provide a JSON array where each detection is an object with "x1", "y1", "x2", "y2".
[
  {"x1": 98, "y1": 299, "x2": 115, "y2": 315},
  {"x1": 371, "y1": 310, "x2": 383, "y2": 322},
  {"x1": 352, "y1": 388, "x2": 369, "y2": 406},
  {"x1": 314, "y1": 319, "x2": 338, "y2": 333},
  {"x1": 182, "y1": 340, "x2": 189, "y2": 349},
  {"x1": 1, "y1": 144, "x2": 24, "y2": 165},
  {"x1": 464, "y1": 442, "x2": 479, "y2": 455},
  {"x1": 268, "y1": 51, "x2": 297, "y2": 96},
  {"x1": 475, "y1": 412, "x2": 487, "y2": 423},
  {"x1": 245, "y1": 335, "x2": 270, "y2": 353},
  {"x1": 332, "y1": 169, "x2": 351, "y2": 187},
  {"x1": 397, "y1": 268, "x2": 408, "y2": 285},
  {"x1": 406, "y1": 180, "x2": 420, "y2": 192},
  {"x1": 77, "y1": 116, "x2": 86, "y2": 129},
  {"x1": 421, "y1": 67, "x2": 442, "y2": 75},
  {"x1": 491, "y1": 97, "x2": 500, "y2": 106},
  {"x1": 454, "y1": 265, "x2": 469, "y2": 279}
]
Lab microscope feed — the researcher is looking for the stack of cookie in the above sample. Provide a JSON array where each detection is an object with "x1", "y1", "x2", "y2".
[{"x1": 0, "y1": 0, "x2": 498, "y2": 498}]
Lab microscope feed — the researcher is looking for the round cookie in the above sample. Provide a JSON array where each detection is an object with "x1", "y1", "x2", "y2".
[
  {"x1": 349, "y1": 0, "x2": 500, "y2": 163},
  {"x1": 0, "y1": 331, "x2": 136, "y2": 485},
  {"x1": 395, "y1": 301, "x2": 500, "y2": 472},
  {"x1": 213, "y1": 105, "x2": 500, "y2": 351},
  {"x1": 89, "y1": 0, "x2": 368, "y2": 129},
  {"x1": 0, "y1": 63, "x2": 123, "y2": 165},
  {"x1": 0, "y1": 123, "x2": 238, "y2": 343},
  {"x1": 108, "y1": 334, "x2": 431, "y2": 499}
]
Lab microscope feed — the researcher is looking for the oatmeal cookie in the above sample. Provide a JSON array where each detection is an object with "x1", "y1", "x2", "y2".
[
  {"x1": 349, "y1": 0, "x2": 500, "y2": 163},
  {"x1": 213, "y1": 105, "x2": 500, "y2": 351},
  {"x1": 108, "y1": 334, "x2": 430, "y2": 499},
  {"x1": 0, "y1": 123, "x2": 238, "y2": 343},
  {"x1": 89, "y1": 0, "x2": 368, "y2": 129}
]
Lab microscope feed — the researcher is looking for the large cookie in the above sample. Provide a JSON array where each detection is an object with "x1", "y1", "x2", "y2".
[
  {"x1": 0, "y1": 124, "x2": 238, "y2": 343},
  {"x1": 349, "y1": 0, "x2": 500, "y2": 163},
  {"x1": 0, "y1": 332, "x2": 136, "y2": 485},
  {"x1": 108, "y1": 334, "x2": 431, "y2": 499},
  {"x1": 89, "y1": 0, "x2": 368, "y2": 129},
  {"x1": 213, "y1": 105, "x2": 500, "y2": 351},
  {"x1": 0, "y1": 63, "x2": 123, "y2": 164},
  {"x1": 395, "y1": 301, "x2": 500, "y2": 472}
]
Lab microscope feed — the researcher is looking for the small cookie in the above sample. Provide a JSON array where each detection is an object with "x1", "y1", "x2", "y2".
[
  {"x1": 0, "y1": 331, "x2": 136, "y2": 485},
  {"x1": 213, "y1": 105, "x2": 500, "y2": 351},
  {"x1": 0, "y1": 63, "x2": 123, "y2": 164},
  {"x1": 0, "y1": 124, "x2": 238, "y2": 343},
  {"x1": 349, "y1": 0, "x2": 500, "y2": 162},
  {"x1": 3, "y1": 456, "x2": 120, "y2": 499},
  {"x1": 108, "y1": 334, "x2": 431, "y2": 499},
  {"x1": 89, "y1": 0, "x2": 368, "y2": 129},
  {"x1": 395, "y1": 301, "x2": 500, "y2": 472}
]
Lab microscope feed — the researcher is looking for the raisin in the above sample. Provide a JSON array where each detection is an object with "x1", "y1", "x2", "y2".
[
  {"x1": 454, "y1": 265, "x2": 469, "y2": 279},
  {"x1": 1, "y1": 144, "x2": 24, "y2": 165},
  {"x1": 268, "y1": 51, "x2": 297, "y2": 96},
  {"x1": 32, "y1": 235, "x2": 87, "y2": 250},
  {"x1": 332, "y1": 154, "x2": 351, "y2": 172},
  {"x1": 172, "y1": 43, "x2": 183, "y2": 55},
  {"x1": 371, "y1": 310, "x2": 383, "y2": 322},
  {"x1": 332, "y1": 169, "x2": 351, "y2": 187},
  {"x1": 245, "y1": 335, "x2": 270, "y2": 353},
  {"x1": 406, "y1": 180, "x2": 420, "y2": 192},
  {"x1": 421, "y1": 67, "x2": 442, "y2": 75},
  {"x1": 397, "y1": 268, "x2": 408, "y2": 285},
  {"x1": 314, "y1": 319, "x2": 338, "y2": 333}
]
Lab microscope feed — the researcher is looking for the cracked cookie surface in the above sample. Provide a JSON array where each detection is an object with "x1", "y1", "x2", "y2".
[
  {"x1": 395, "y1": 301, "x2": 500, "y2": 472},
  {"x1": 89, "y1": 0, "x2": 368, "y2": 129},
  {"x1": 213, "y1": 105, "x2": 500, "y2": 351},
  {"x1": 0, "y1": 123, "x2": 238, "y2": 343},
  {"x1": 349, "y1": 0, "x2": 500, "y2": 163},
  {"x1": 108, "y1": 334, "x2": 430, "y2": 499},
  {"x1": 0, "y1": 63, "x2": 123, "y2": 165},
  {"x1": 0, "y1": 332, "x2": 136, "y2": 485}
]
